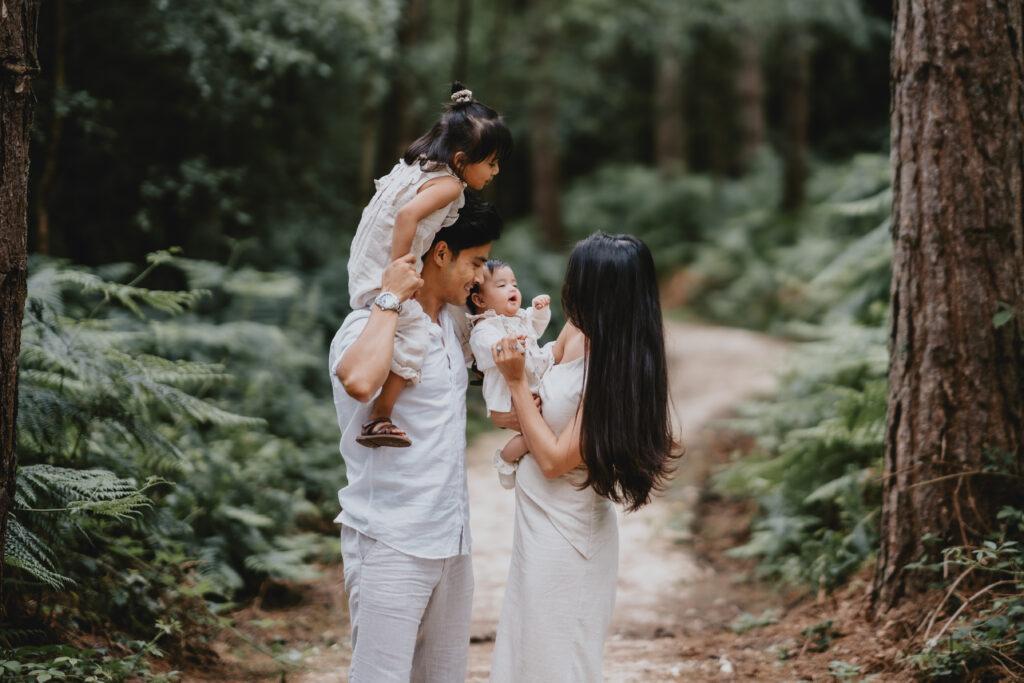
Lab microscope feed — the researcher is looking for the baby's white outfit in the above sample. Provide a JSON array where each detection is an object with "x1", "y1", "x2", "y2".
[
  {"x1": 347, "y1": 159, "x2": 466, "y2": 384},
  {"x1": 469, "y1": 305, "x2": 554, "y2": 490},
  {"x1": 468, "y1": 306, "x2": 554, "y2": 414}
]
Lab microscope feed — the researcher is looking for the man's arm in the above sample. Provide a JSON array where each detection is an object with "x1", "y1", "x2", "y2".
[{"x1": 336, "y1": 254, "x2": 422, "y2": 402}]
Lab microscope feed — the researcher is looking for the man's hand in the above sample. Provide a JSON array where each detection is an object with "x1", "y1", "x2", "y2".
[
  {"x1": 489, "y1": 394, "x2": 542, "y2": 431},
  {"x1": 532, "y1": 294, "x2": 551, "y2": 310},
  {"x1": 381, "y1": 253, "x2": 424, "y2": 303}
]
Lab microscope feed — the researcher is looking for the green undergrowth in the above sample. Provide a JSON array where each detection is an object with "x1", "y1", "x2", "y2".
[{"x1": 4, "y1": 249, "x2": 345, "y2": 677}]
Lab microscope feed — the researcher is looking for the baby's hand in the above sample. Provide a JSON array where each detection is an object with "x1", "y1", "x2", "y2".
[{"x1": 532, "y1": 294, "x2": 551, "y2": 310}]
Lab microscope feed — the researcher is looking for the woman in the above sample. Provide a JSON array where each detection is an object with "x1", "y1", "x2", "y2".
[{"x1": 488, "y1": 233, "x2": 678, "y2": 682}]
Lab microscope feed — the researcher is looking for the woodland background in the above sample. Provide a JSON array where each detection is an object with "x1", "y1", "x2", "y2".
[{"x1": 3, "y1": 0, "x2": 1022, "y2": 680}]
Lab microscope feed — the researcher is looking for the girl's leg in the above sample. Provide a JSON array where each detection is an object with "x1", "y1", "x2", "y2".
[
  {"x1": 371, "y1": 371, "x2": 406, "y2": 422},
  {"x1": 356, "y1": 372, "x2": 412, "y2": 448}
]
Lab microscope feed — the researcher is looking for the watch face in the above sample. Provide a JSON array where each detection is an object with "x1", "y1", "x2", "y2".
[{"x1": 376, "y1": 292, "x2": 399, "y2": 310}]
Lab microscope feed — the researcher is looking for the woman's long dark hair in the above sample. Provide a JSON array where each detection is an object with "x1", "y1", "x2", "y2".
[
  {"x1": 562, "y1": 233, "x2": 679, "y2": 512},
  {"x1": 403, "y1": 82, "x2": 513, "y2": 179}
]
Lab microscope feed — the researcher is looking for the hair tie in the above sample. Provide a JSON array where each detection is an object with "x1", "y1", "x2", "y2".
[{"x1": 451, "y1": 89, "x2": 473, "y2": 104}]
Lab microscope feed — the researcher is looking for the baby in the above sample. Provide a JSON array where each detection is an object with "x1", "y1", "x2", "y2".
[{"x1": 467, "y1": 259, "x2": 557, "y2": 488}]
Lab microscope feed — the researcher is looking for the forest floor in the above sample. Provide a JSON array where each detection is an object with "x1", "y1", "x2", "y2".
[{"x1": 189, "y1": 322, "x2": 913, "y2": 682}]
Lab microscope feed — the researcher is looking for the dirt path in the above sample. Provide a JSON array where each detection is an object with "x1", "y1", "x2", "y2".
[{"x1": 291, "y1": 321, "x2": 788, "y2": 682}]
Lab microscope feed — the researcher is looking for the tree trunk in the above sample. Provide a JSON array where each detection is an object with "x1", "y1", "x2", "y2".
[
  {"x1": 654, "y1": 40, "x2": 686, "y2": 176},
  {"x1": 485, "y1": 0, "x2": 507, "y2": 105},
  {"x1": 452, "y1": 0, "x2": 472, "y2": 82},
  {"x1": 33, "y1": 0, "x2": 64, "y2": 255},
  {"x1": 872, "y1": 0, "x2": 1024, "y2": 615},
  {"x1": 779, "y1": 26, "x2": 809, "y2": 211},
  {"x1": 359, "y1": 87, "x2": 379, "y2": 207},
  {"x1": 527, "y1": 0, "x2": 563, "y2": 247},
  {"x1": 733, "y1": 26, "x2": 763, "y2": 176},
  {"x1": 1, "y1": 0, "x2": 40, "y2": 609},
  {"x1": 377, "y1": 0, "x2": 428, "y2": 173}
]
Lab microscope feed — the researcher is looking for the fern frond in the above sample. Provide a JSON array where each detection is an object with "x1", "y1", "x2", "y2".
[
  {"x1": 165, "y1": 256, "x2": 228, "y2": 289},
  {"x1": 242, "y1": 533, "x2": 326, "y2": 581},
  {"x1": 16, "y1": 465, "x2": 162, "y2": 518},
  {"x1": 49, "y1": 270, "x2": 208, "y2": 317},
  {"x1": 3, "y1": 517, "x2": 70, "y2": 589}
]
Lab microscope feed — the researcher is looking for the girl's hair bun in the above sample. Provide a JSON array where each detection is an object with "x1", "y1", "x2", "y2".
[{"x1": 450, "y1": 81, "x2": 473, "y2": 105}]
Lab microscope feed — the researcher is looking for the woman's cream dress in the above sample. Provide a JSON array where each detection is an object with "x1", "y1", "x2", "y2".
[{"x1": 490, "y1": 355, "x2": 619, "y2": 683}]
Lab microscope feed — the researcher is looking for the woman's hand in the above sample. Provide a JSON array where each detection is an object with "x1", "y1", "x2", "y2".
[
  {"x1": 489, "y1": 394, "x2": 542, "y2": 431},
  {"x1": 492, "y1": 334, "x2": 528, "y2": 383},
  {"x1": 381, "y1": 253, "x2": 424, "y2": 303}
]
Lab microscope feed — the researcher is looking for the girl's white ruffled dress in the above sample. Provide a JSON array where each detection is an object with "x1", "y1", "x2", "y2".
[
  {"x1": 489, "y1": 355, "x2": 619, "y2": 683},
  {"x1": 347, "y1": 159, "x2": 466, "y2": 383}
]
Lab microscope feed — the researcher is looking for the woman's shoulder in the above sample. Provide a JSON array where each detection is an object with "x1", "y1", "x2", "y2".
[
  {"x1": 557, "y1": 321, "x2": 584, "y2": 347},
  {"x1": 554, "y1": 322, "x2": 585, "y2": 365}
]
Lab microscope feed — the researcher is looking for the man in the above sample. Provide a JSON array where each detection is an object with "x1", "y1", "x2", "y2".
[{"x1": 329, "y1": 199, "x2": 503, "y2": 682}]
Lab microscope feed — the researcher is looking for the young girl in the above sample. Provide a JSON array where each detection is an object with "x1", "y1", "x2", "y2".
[
  {"x1": 348, "y1": 82, "x2": 512, "y2": 448},
  {"x1": 467, "y1": 259, "x2": 557, "y2": 487}
]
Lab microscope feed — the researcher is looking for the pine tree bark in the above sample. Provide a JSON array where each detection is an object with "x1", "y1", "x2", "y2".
[
  {"x1": 1, "y1": 0, "x2": 40, "y2": 607},
  {"x1": 872, "y1": 0, "x2": 1024, "y2": 615}
]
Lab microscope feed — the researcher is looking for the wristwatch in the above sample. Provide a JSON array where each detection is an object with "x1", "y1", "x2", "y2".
[{"x1": 373, "y1": 291, "x2": 402, "y2": 313}]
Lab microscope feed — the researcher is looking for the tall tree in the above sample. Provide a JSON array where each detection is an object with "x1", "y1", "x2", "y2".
[
  {"x1": 377, "y1": 0, "x2": 428, "y2": 174},
  {"x1": 452, "y1": 0, "x2": 472, "y2": 81},
  {"x1": 778, "y1": 23, "x2": 809, "y2": 211},
  {"x1": 732, "y1": 25, "x2": 763, "y2": 176},
  {"x1": 872, "y1": 0, "x2": 1024, "y2": 613},
  {"x1": 653, "y1": 2, "x2": 687, "y2": 176},
  {"x1": 32, "y1": 0, "x2": 62, "y2": 255},
  {"x1": 526, "y1": 0, "x2": 564, "y2": 247},
  {"x1": 0, "y1": 0, "x2": 40, "y2": 606}
]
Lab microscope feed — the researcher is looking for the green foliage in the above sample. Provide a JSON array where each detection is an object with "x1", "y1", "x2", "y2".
[
  {"x1": 828, "y1": 659, "x2": 868, "y2": 680},
  {"x1": 563, "y1": 164, "x2": 716, "y2": 272},
  {"x1": 729, "y1": 608, "x2": 780, "y2": 633},
  {"x1": 30, "y1": 0, "x2": 890, "y2": 270},
  {"x1": 800, "y1": 619, "x2": 842, "y2": 652},
  {"x1": 7, "y1": 254, "x2": 343, "y2": 671},
  {"x1": 714, "y1": 323, "x2": 886, "y2": 589},
  {"x1": 682, "y1": 153, "x2": 893, "y2": 591},
  {"x1": 689, "y1": 153, "x2": 892, "y2": 330},
  {"x1": 903, "y1": 506, "x2": 1024, "y2": 680},
  {"x1": 0, "y1": 642, "x2": 179, "y2": 682}
]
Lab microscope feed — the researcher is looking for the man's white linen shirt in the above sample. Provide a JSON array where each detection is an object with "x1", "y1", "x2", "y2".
[{"x1": 328, "y1": 307, "x2": 471, "y2": 559}]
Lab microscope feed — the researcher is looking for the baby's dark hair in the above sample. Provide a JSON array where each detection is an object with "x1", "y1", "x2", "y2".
[
  {"x1": 466, "y1": 258, "x2": 511, "y2": 313},
  {"x1": 403, "y1": 82, "x2": 513, "y2": 180}
]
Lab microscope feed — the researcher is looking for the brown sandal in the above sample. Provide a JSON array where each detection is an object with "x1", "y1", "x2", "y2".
[{"x1": 355, "y1": 417, "x2": 412, "y2": 448}]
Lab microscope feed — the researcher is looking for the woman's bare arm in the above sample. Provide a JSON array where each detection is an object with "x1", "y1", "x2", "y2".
[
  {"x1": 493, "y1": 330, "x2": 584, "y2": 478},
  {"x1": 506, "y1": 372, "x2": 582, "y2": 478}
]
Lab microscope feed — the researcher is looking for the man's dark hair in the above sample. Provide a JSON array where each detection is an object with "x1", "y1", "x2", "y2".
[{"x1": 425, "y1": 194, "x2": 503, "y2": 259}]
